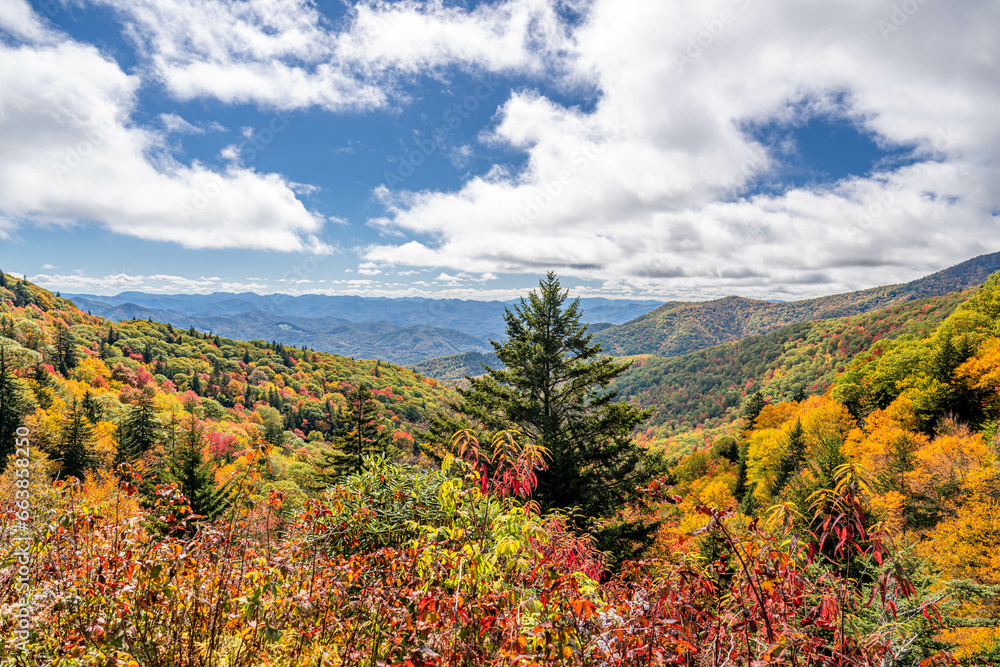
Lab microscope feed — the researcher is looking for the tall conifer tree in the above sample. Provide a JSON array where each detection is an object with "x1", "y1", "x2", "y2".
[
  {"x1": 0, "y1": 346, "x2": 30, "y2": 471},
  {"x1": 169, "y1": 418, "x2": 217, "y2": 518},
  {"x1": 115, "y1": 392, "x2": 160, "y2": 467},
  {"x1": 449, "y1": 272, "x2": 661, "y2": 553},
  {"x1": 59, "y1": 399, "x2": 96, "y2": 479},
  {"x1": 314, "y1": 384, "x2": 388, "y2": 482}
]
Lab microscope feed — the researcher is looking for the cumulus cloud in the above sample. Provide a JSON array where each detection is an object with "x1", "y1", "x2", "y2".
[
  {"x1": 84, "y1": 0, "x2": 572, "y2": 111},
  {"x1": 33, "y1": 270, "x2": 525, "y2": 299},
  {"x1": 30, "y1": 272, "x2": 270, "y2": 295},
  {"x1": 8, "y1": 0, "x2": 1000, "y2": 299},
  {"x1": 0, "y1": 1, "x2": 333, "y2": 253},
  {"x1": 159, "y1": 112, "x2": 224, "y2": 134},
  {"x1": 363, "y1": 0, "x2": 1000, "y2": 298},
  {"x1": 0, "y1": 0, "x2": 54, "y2": 43}
]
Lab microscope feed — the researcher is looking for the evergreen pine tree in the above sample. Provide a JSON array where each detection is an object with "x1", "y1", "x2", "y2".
[
  {"x1": 0, "y1": 346, "x2": 30, "y2": 471},
  {"x1": 734, "y1": 441, "x2": 751, "y2": 503},
  {"x1": 32, "y1": 361, "x2": 51, "y2": 387},
  {"x1": 734, "y1": 391, "x2": 766, "y2": 504},
  {"x1": 54, "y1": 323, "x2": 78, "y2": 374},
  {"x1": 446, "y1": 272, "x2": 661, "y2": 550},
  {"x1": 739, "y1": 486, "x2": 759, "y2": 516},
  {"x1": 315, "y1": 383, "x2": 387, "y2": 482},
  {"x1": 58, "y1": 399, "x2": 96, "y2": 479},
  {"x1": 115, "y1": 392, "x2": 161, "y2": 467},
  {"x1": 742, "y1": 390, "x2": 766, "y2": 429},
  {"x1": 81, "y1": 389, "x2": 102, "y2": 424},
  {"x1": 933, "y1": 335, "x2": 958, "y2": 383},
  {"x1": 168, "y1": 418, "x2": 217, "y2": 518},
  {"x1": 773, "y1": 419, "x2": 805, "y2": 496}
]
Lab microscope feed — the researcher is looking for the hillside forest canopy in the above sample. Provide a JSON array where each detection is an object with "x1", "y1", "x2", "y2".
[{"x1": 0, "y1": 268, "x2": 999, "y2": 665}]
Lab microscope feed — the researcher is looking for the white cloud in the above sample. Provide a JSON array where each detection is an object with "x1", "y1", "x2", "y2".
[
  {"x1": 363, "y1": 0, "x2": 1000, "y2": 299},
  {"x1": 0, "y1": 215, "x2": 14, "y2": 239},
  {"x1": 0, "y1": 2, "x2": 333, "y2": 253},
  {"x1": 159, "y1": 112, "x2": 223, "y2": 134},
  {"x1": 31, "y1": 272, "x2": 270, "y2": 295},
  {"x1": 218, "y1": 144, "x2": 241, "y2": 162},
  {"x1": 8, "y1": 0, "x2": 1000, "y2": 299},
  {"x1": 159, "y1": 112, "x2": 203, "y2": 134},
  {"x1": 431, "y1": 270, "x2": 499, "y2": 286},
  {"x1": 448, "y1": 144, "x2": 474, "y2": 169},
  {"x1": 0, "y1": 0, "x2": 54, "y2": 43},
  {"x1": 84, "y1": 0, "x2": 571, "y2": 112},
  {"x1": 357, "y1": 261, "x2": 383, "y2": 276},
  {"x1": 31, "y1": 269, "x2": 616, "y2": 299}
]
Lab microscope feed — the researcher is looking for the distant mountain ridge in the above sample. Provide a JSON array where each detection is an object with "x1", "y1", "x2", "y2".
[
  {"x1": 67, "y1": 293, "x2": 664, "y2": 365},
  {"x1": 67, "y1": 292, "x2": 663, "y2": 337},
  {"x1": 597, "y1": 252, "x2": 1000, "y2": 357},
  {"x1": 67, "y1": 301, "x2": 494, "y2": 365}
]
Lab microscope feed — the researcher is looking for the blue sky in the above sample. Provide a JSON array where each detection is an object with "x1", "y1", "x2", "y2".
[{"x1": 1, "y1": 0, "x2": 998, "y2": 300}]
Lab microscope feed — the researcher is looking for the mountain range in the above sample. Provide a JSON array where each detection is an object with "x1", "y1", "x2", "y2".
[
  {"x1": 596, "y1": 252, "x2": 1000, "y2": 357},
  {"x1": 66, "y1": 252, "x2": 1000, "y2": 371},
  {"x1": 65, "y1": 292, "x2": 663, "y2": 365},
  {"x1": 407, "y1": 252, "x2": 1000, "y2": 381}
]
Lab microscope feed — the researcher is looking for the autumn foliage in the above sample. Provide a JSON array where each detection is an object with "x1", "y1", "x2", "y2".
[{"x1": 2, "y1": 272, "x2": 1000, "y2": 663}]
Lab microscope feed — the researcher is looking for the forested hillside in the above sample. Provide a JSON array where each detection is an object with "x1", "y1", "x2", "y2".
[
  {"x1": 651, "y1": 271, "x2": 1000, "y2": 662},
  {"x1": 612, "y1": 287, "x2": 971, "y2": 452},
  {"x1": 409, "y1": 350, "x2": 504, "y2": 382},
  {"x1": 600, "y1": 252, "x2": 1000, "y2": 357},
  {"x1": 3, "y1": 269, "x2": 1000, "y2": 664},
  {"x1": 0, "y1": 272, "x2": 455, "y2": 501}
]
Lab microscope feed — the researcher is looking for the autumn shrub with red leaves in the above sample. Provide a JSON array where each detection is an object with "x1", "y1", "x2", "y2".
[{"x1": 1, "y1": 434, "x2": 949, "y2": 666}]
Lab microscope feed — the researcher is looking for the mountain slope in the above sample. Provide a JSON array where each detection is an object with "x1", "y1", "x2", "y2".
[
  {"x1": 609, "y1": 286, "x2": 973, "y2": 447},
  {"x1": 599, "y1": 252, "x2": 1000, "y2": 357},
  {"x1": 0, "y1": 271, "x2": 457, "y2": 471},
  {"x1": 408, "y1": 351, "x2": 504, "y2": 383},
  {"x1": 71, "y1": 301, "x2": 494, "y2": 365}
]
